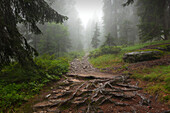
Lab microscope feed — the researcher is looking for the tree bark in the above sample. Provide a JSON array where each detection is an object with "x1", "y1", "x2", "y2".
[{"x1": 163, "y1": 0, "x2": 169, "y2": 40}]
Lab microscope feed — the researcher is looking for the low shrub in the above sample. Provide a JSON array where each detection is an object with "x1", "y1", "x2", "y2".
[
  {"x1": 89, "y1": 46, "x2": 121, "y2": 58},
  {"x1": 101, "y1": 46, "x2": 121, "y2": 54},
  {"x1": 35, "y1": 55, "x2": 69, "y2": 76}
]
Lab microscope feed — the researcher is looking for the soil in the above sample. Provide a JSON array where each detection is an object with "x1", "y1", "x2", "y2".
[{"x1": 31, "y1": 55, "x2": 170, "y2": 113}]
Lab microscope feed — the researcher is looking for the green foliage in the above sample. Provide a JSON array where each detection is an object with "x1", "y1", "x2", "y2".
[
  {"x1": 89, "y1": 48, "x2": 102, "y2": 58},
  {"x1": 137, "y1": 0, "x2": 170, "y2": 42},
  {"x1": 100, "y1": 46, "x2": 121, "y2": 55},
  {"x1": 35, "y1": 55, "x2": 69, "y2": 76},
  {"x1": 122, "y1": 40, "x2": 170, "y2": 52},
  {"x1": 0, "y1": 63, "x2": 42, "y2": 83},
  {"x1": 0, "y1": 55, "x2": 69, "y2": 112},
  {"x1": 0, "y1": 0, "x2": 67, "y2": 68},
  {"x1": 89, "y1": 46, "x2": 121, "y2": 58}
]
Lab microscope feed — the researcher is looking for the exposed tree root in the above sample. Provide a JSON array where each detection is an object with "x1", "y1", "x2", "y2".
[{"x1": 33, "y1": 75, "x2": 147, "y2": 112}]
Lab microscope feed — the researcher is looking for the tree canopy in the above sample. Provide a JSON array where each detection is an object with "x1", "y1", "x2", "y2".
[{"x1": 0, "y1": 0, "x2": 68, "y2": 68}]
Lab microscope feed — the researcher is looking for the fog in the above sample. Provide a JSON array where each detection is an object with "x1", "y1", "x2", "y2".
[
  {"x1": 75, "y1": 0, "x2": 103, "y2": 28},
  {"x1": 19, "y1": 0, "x2": 140, "y2": 55}
]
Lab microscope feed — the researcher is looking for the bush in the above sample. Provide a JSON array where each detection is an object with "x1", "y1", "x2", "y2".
[
  {"x1": 89, "y1": 46, "x2": 121, "y2": 58},
  {"x1": 0, "y1": 63, "x2": 42, "y2": 83},
  {"x1": 101, "y1": 46, "x2": 121, "y2": 54},
  {"x1": 35, "y1": 56, "x2": 69, "y2": 76},
  {"x1": 64, "y1": 51, "x2": 85, "y2": 60}
]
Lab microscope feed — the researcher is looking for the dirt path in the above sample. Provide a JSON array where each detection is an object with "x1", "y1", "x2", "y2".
[
  {"x1": 32, "y1": 56, "x2": 169, "y2": 113},
  {"x1": 67, "y1": 55, "x2": 117, "y2": 79}
]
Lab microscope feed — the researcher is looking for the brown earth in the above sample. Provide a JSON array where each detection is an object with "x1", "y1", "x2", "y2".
[{"x1": 31, "y1": 55, "x2": 170, "y2": 113}]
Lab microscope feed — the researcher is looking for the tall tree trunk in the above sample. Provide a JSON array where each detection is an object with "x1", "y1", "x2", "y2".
[{"x1": 163, "y1": 0, "x2": 169, "y2": 40}]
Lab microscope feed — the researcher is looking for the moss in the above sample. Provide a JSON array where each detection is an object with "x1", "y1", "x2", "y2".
[{"x1": 123, "y1": 49, "x2": 164, "y2": 63}]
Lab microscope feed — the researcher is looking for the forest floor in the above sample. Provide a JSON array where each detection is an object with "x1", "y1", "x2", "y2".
[{"x1": 30, "y1": 55, "x2": 170, "y2": 113}]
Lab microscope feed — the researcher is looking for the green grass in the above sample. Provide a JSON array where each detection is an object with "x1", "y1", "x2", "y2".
[
  {"x1": 122, "y1": 39, "x2": 170, "y2": 52},
  {"x1": 132, "y1": 65, "x2": 170, "y2": 103},
  {"x1": 132, "y1": 65, "x2": 170, "y2": 90},
  {"x1": 89, "y1": 54, "x2": 123, "y2": 69}
]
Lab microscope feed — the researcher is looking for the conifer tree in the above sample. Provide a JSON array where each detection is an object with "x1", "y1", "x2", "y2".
[
  {"x1": 137, "y1": 0, "x2": 170, "y2": 42},
  {"x1": 0, "y1": 0, "x2": 67, "y2": 68},
  {"x1": 91, "y1": 23, "x2": 100, "y2": 49},
  {"x1": 103, "y1": 33, "x2": 115, "y2": 47}
]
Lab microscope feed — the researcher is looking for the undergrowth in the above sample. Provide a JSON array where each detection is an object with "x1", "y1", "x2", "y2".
[{"x1": 0, "y1": 54, "x2": 69, "y2": 112}]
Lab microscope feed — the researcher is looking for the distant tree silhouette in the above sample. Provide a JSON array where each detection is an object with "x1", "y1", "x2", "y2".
[{"x1": 91, "y1": 23, "x2": 100, "y2": 49}]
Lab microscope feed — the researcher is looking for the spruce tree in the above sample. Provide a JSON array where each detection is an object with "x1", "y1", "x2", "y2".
[
  {"x1": 137, "y1": 0, "x2": 170, "y2": 42},
  {"x1": 103, "y1": 33, "x2": 115, "y2": 47},
  {"x1": 91, "y1": 23, "x2": 100, "y2": 49},
  {"x1": 0, "y1": 0, "x2": 67, "y2": 68}
]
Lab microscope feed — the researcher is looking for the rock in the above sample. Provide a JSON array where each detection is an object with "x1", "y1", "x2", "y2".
[
  {"x1": 123, "y1": 50, "x2": 163, "y2": 63},
  {"x1": 47, "y1": 108, "x2": 61, "y2": 113},
  {"x1": 45, "y1": 94, "x2": 51, "y2": 99},
  {"x1": 33, "y1": 101, "x2": 55, "y2": 108}
]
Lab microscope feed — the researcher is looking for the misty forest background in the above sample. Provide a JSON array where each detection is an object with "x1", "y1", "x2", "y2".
[
  {"x1": 19, "y1": 0, "x2": 170, "y2": 55},
  {"x1": 0, "y1": 0, "x2": 170, "y2": 112}
]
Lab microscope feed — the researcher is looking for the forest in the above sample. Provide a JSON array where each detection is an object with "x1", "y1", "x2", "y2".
[{"x1": 0, "y1": 0, "x2": 170, "y2": 112}]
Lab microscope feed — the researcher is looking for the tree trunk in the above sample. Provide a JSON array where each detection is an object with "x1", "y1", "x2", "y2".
[{"x1": 163, "y1": 0, "x2": 169, "y2": 40}]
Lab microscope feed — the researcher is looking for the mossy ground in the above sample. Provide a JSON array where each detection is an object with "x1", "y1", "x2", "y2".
[{"x1": 131, "y1": 65, "x2": 170, "y2": 104}]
